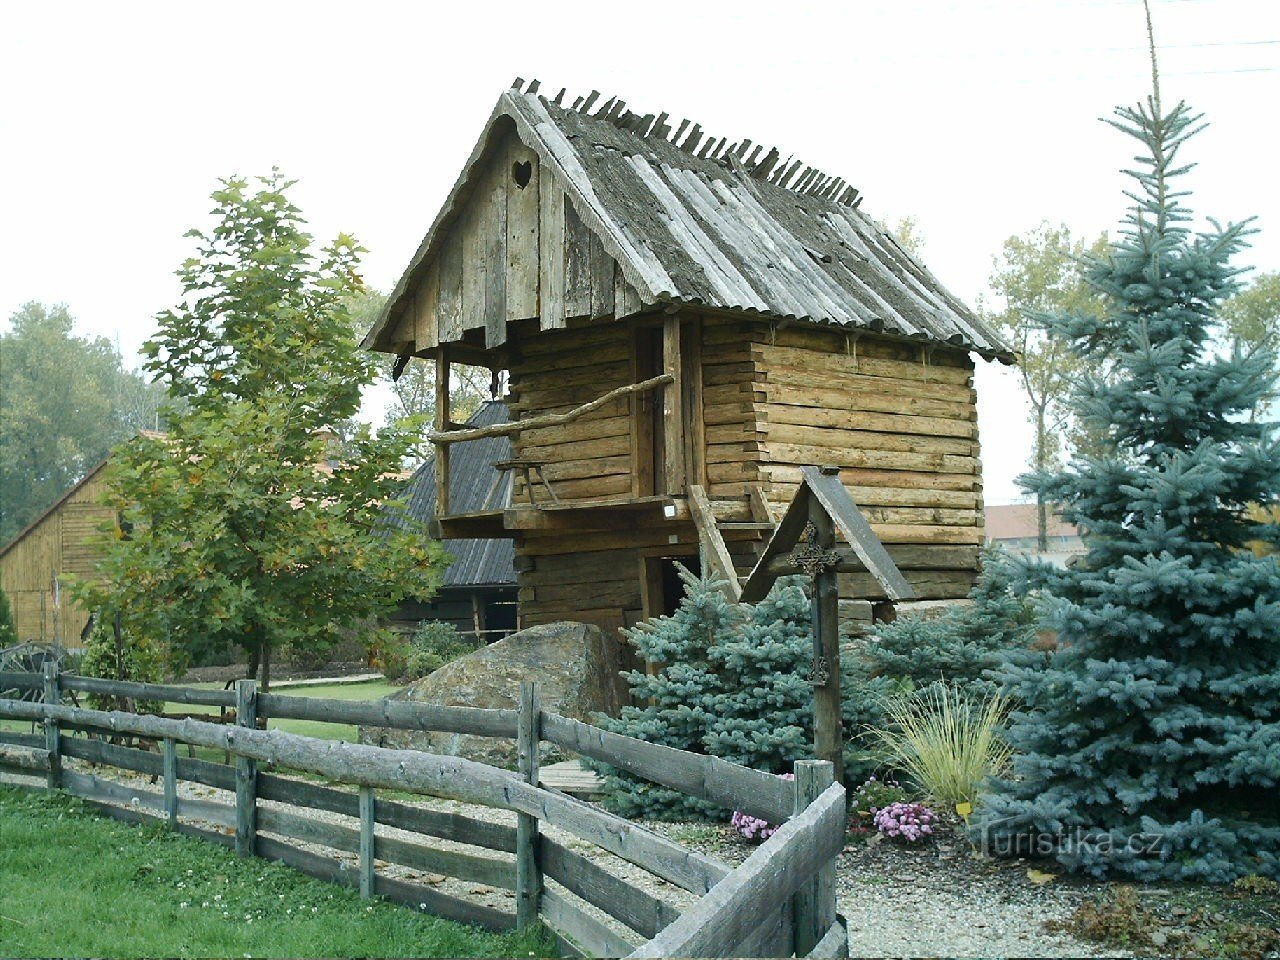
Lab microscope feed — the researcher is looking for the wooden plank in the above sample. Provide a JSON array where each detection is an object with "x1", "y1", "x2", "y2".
[
  {"x1": 235, "y1": 679, "x2": 257, "y2": 857},
  {"x1": 258, "y1": 805, "x2": 358, "y2": 853},
  {"x1": 61, "y1": 734, "x2": 162, "y2": 776},
  {"x1": 62, "y1": 768, "x2": 166, "y2": 814},
  {"x1": 374, "y1": 874, "x2": 516, "y2": 932},
  {"x1": 663, "y1": 314, "x2": 686, "y2": 495},
  {"x1": 437, "y1": 227, "x2": 463, "y2": 342},
  {"x1": 176, "y1": 794, "x2": 237, "y2": 828},
  {"x1": 0, "y1": 672, "x2": 41, "y2": 691},
  {"x1": 61, "y1": 675, "x2": 236, "y2": 707},
  {"x1": 589, "y1": 230, "x2": 615, "y2": 319},
  {"x1": 460, "y1": 195, "x2": 486, "y2": 333},
  {"x1": 803, "y1": 466, "x2": 916, "y2": 602},
  {"x1": 735, "y1": 900, "x2": 794, "y2": 959},
  {"x1": 541, "y1": 887, "x2": 639, "y2": 959},
  {"x1": 374, "y1": 794, "x2": 517, "y2": 853},
  {"x1": 515, "y1": 681, "x2": 541, "y2": 929},
  {"x1": 540, "y1": 836, "x2": 680, "y2": 940},
  {"x1": 739, "y1": 483, "x2": 817, "y2": 603},
  {"x1": 628, "y1": 782, "x2": 847, "y2": 959},
  {"x1": 684, "y1": 316, "x2": 706, "y2": 488},
  {"x1": 792, "y1": 761, "x2": 837, "y2": 955},
  {"x1": 806, "y1": 918, "x2": 850, "y2": 959},
  {"x1": 413, "y1": 261, "x2": 439, "y2": 351},
  {"x1": 810, "y1": 503, "x2": 845, "y2": 786},
  {"x1": 688, "y1": 484, "x2": 741, "y2": 601},
  {"x1": 539, "y1": 179, "x2": 566, "y2": 328},
  {"x1": 257, "y1": 694, "x2": 518, "y2": 739},
  {"x1": 76, "y1": 794, "x2": 234, "y2": 848},
  {"x1": 256, "y1": 834, "x2": 354, "y2": 887},
  {"x1": 0, "y1": 731, "x2": 44, "y2": 748},
  {"x1": 615, "y1": 272, "x2": 643, "y2": 319},
  {"x1": 176, "y1": 753, "x2": 236, "y2": 791},
  {"x1": 483, "y1": 158, "x2": 508, "y2": 348},
  {"x1": 563, "y1": 201, "x2": 592, "y2": 318},
  {"x1": 505, "y1": 136, "x2": 540, "y2": 322},
  {"x1": 258, "y1": 772, "x2": 356, "y2": 816},
  {"x1": 374, "y1": 834, "x2": 516, "y2": 890},
  {"x1": 539, "y1": 712, "x2": 793, "y2": 825}
]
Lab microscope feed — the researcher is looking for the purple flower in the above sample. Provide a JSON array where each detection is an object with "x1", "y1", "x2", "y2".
[{"x1": 873, "y1": 802, "x2": 939, "y2": 844}]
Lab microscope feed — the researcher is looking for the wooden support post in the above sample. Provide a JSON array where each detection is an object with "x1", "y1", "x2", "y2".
[
  {"x1": 234, "y1": 679, "x2": 258, "y2": 857},
  {"x1": 163, "y1": 737, "x2": 178, "y2": 828},
  {"x1": 515, "y1": 681, "x2": 542, "y2": 929},
  {"x1": 42, "y1": 660, "x2": 61, "y2": 790},
  {"x1": 435, "y1": 346, "x2": 452, "y2": 518},
  {"x1": 359, "y1": 785, "x2": 376, "y2": 898},
  {"x1": 662, "y1": 313, "x2": 686, "y2": 496},
  {"x1": 792, "y1": 759, "x2": 837, "y2": 955},
  {"x1": 809, "y1": 499, "x2": 845, "y2": 786}
]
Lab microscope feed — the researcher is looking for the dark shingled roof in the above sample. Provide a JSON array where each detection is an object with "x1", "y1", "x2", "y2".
[
  {"x1": 390, "y1": 400, "x2": 515, "y2": 588},
  {"x1": 368, "y1": 82, "x2": 1011, "y2": 361}
]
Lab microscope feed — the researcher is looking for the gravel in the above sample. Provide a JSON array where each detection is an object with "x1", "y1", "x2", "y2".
[{"x1": 3, "y1": 762, "x2": 1125, "y2": 958}]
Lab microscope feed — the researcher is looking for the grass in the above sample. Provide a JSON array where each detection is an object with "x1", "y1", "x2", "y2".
[
  {"x1": 862, "y1": 683, "x2": 1013, "y2": 809},
  {"x1": 0, "y1": 786, "x2": 552, "y2": 958}
]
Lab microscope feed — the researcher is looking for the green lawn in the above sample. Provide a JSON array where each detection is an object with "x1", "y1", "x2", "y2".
[{"x1": 0, "y1": 786, "x2": 550, "y2": 958}]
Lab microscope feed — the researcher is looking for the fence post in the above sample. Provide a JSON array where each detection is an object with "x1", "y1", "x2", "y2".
[
  {"x1": 792, "y1": 759, "x2": 836, "y2": 955},
  {"x1": 163, "y1": 737, "x2": 178, "y2": 828},
  {"x1": 42, "y1": 660, "x2": 61, "y2": 790},
  {"x1": 234, "y1": 679, "x2": 258, "y2": 857},
  {"x1": 359, "y1": 785, "x2": 376, "y2": 898},
  {"x1": 515, "y1": 681, "x2": 542, "y2": 929}
]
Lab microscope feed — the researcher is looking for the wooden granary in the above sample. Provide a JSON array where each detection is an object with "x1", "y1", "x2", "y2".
[{"x1": 364, "y1": 80, "x2": 1011, "y2": 643}]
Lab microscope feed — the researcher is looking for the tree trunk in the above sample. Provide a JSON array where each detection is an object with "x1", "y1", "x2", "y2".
[
  {"x1": 261, "y1": 642, "x2": 271, "y2": 693},
  {"x1": 246, "y1": 643, "x2": 260, "y2": 683},
  {"x1": 1035, "y1": 402, "x2": 1049, "y2": 553}
]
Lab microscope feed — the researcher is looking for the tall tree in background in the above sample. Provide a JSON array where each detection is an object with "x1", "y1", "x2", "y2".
[
  {"x1": 976, "y1": 93, "x2": 1280, "y2": 881},
  {"x1": 77, "y1": 172, "x2": 446, "y2": 687},
  {"x1": 1222, "y1": 270, "x2": 1280, "y2": 353},
  {"x1": 983, "y1": 223, "x2": 1109, "y2": 550},
  {"x1": 0, "y1": 303, "x2": 166, "y2": 543}
]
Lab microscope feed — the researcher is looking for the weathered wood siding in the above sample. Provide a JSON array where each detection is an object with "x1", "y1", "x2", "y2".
[
  {"x1": 705, "y1": 320, "x2": 983, "y2": 599},
  {"x1": 0, "y1": 468, "x2": 114, "y2": 646},
  {"x1": 382, "y1": 128, "x2": 644, "y2": 355}
]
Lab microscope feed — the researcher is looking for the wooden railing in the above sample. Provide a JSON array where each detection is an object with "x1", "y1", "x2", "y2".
[{"x1": 0, "y1": 668, "x2": 847, "y2": 958}]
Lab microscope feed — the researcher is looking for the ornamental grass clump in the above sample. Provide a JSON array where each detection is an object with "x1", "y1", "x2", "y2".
[
  {"x1": 864, "y1": 683, "x2": 1012, "y2": 809},
  {"x1": 873, "y1": 801, "x2": 939, "y2": 842}
]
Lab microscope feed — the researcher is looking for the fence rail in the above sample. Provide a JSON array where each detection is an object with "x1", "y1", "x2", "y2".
[{"x1": 0, "y1": 670, "x2": 847, "y2": 958}]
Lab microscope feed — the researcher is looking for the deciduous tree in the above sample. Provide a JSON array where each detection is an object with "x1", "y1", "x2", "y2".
[{"x1": 76, "y1": 172, "x2": 446, "y2": 687}]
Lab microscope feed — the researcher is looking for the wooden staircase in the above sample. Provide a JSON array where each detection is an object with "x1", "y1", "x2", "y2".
[{"x1": 688, "y1": 485, "x2": 776, "y2": 601}]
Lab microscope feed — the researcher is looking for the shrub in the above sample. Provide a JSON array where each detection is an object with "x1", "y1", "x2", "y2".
[
  {"x1": 873, "y1": 801, "x2": 939, "y2": 842},
  {"x1": 403, "y1": 621, "x2": 473, "y2": 679},
  {"x1": 849, "y1": 775, "x2": 912, "y2": 830},
  {"x1": 78, "y1": 613, "x2": 167, "y2": 713},
  {"x1": 863, "y1": 683, "x2": 1012, "y2": 809},
  {"x1": 593, "y1": 566, "x2": 895, "y2": 820}
]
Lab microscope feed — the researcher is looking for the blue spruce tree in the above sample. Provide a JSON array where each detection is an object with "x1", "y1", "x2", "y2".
[{"x1": 975, "y1": 97, "x2": 1280, "y2": 881}]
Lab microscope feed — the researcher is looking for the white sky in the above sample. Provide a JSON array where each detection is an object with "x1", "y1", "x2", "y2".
[{"x1": 2, "y1": 0, "x2": 1277, "y2": 503}]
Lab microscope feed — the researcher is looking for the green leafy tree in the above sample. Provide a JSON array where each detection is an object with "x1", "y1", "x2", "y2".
[
  {"x1": 344, "y1": 289, "x2": 490, "y2": 463},
  {"x1": 982, "y1": 224, "x2": 1109, "y2": 551},
  {"x1": 974, "y1": 97, "x2": 1280, "y2": 881},
  {"x1": 75, "y1": 172, "x2": 447, "y2": 688},
  {"x1": 1222, "y1": 270, "x2": 1280, "y2": 352},
  {"x1": 0, "y1": 303, "x2": 166, "y2": 543}
]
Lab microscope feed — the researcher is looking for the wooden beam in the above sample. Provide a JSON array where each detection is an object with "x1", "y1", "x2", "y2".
[
  {"x1": 807, "y1": 500, "x2": 843, "y2": 787},
  {"x1": 662, "y1": 314, "x2": 686, "y2": 495},
  {"x1": 802, "y1": 466, "x2": 916, "y2": 602},
  {"x1": 431, "y1": 375, "x2": 672, "y2": 446},
  {"x1": 515, "y1": 682, "x2": 541, "y2": 929},
  {"x1": 435, "y1": 346, "x2": 451, "y2": 517},
  {"x1": 688, "y1": 485, "x2": 741, "y2": 601}
]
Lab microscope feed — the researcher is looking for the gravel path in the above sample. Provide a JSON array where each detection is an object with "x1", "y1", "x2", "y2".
[{"x1": 3, "y1": 761, "x2": 1122, "y2": 958}]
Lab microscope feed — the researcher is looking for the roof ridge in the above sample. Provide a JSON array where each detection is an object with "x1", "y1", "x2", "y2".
[{"x1": 510, "y1": 78, "x2": 862, "y2": 209}]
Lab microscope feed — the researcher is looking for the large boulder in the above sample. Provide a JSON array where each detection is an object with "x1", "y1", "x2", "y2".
[{"x1": 360, "y1": 621, "x2": 620, "y2": 768}]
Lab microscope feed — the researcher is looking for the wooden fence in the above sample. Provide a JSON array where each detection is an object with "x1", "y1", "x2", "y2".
[{"x1": 0, "y1": 668, "x2": 847, "y2": 958}]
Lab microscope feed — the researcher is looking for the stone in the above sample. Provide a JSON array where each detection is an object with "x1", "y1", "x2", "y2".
[{"x1": 358, "y1": 621, "x2": 620, "y2": 768}]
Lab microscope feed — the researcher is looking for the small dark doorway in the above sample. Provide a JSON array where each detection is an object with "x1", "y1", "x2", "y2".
[
  {"x1": 633, "y1": 328, "x2": 665, "y2": 497},
  {"x1": 641, "y1": 554, "x2": 700, "y2": 619}
]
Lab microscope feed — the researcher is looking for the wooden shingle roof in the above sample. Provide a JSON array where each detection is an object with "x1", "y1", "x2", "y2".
[{"x1": 368, "y1": 81, "x2": 1011, "y2": 361}]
